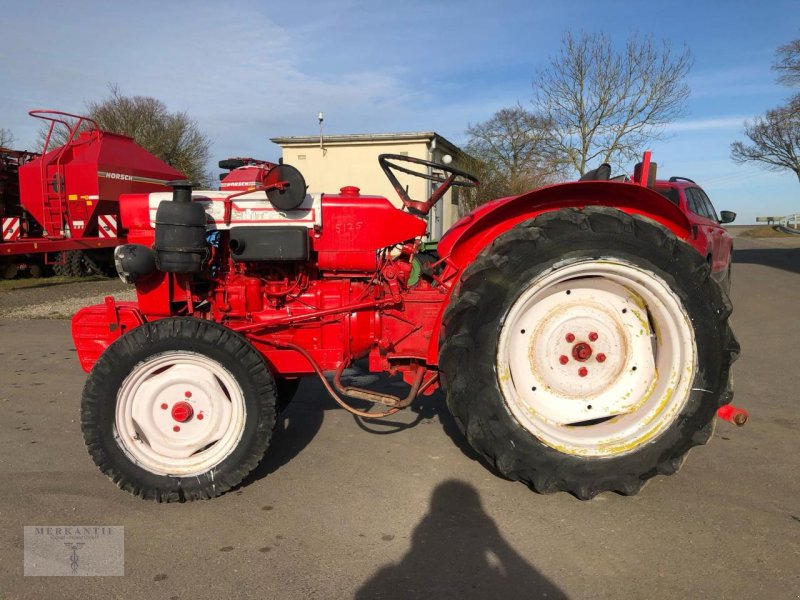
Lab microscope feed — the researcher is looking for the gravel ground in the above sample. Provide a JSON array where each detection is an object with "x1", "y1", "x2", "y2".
[{"x1": 0, "y1": 278, "x2": 136, "y2": 319}]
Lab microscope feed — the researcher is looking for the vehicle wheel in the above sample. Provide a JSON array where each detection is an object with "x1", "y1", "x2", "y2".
[
  {"x1": 439, "y1": 207, "x2": 739, "y2": 499},
  {"x1": 276, "y1": 378, "x2": 301, "y2": 412},
  {"x1": 81, "y1": 251, "x2": 107, "y2": 276},
  {"x1": 81, "y1": 317, "x2": 278, "y2": 502},
  {"x1": 2, "y1": 263, "x2": 18, "y2": 279},
  {"x1": 52, "y1": 252, "x2": 69, "y2": 276},
  {"x1": 53, "y1": 250, "x2": 85, "y2": 277},
  {"x1": 69, "y1": 250, "x2": 93, "y2": 277},
  {"x1": 28, "y1": 261, "x2": 43, "y2": 278}
]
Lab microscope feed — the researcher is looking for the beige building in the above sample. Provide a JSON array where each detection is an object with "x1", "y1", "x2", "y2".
[{"x1": 270, "y1": 132, "x2": 470, "y2": 239}]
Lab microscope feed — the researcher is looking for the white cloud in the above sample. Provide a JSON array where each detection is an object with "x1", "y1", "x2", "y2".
[
  {"x1": 687, "y1": 63, "x2": 777, "y2": 100},
  {"x1": 665, "y1": 116, "x2": 749, "y2": 132},
  {"x1": 0, "y1": 2, "x2": 426, "y2": 154}
]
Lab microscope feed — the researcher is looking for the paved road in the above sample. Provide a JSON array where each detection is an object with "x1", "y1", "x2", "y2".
[{"x1": 0, "y1": 236, "x2": 798, "y2": 599}]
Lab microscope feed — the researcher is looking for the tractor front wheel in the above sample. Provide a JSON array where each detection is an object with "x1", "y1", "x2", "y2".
[
  {"x1": 81, "y1": 318, "x2": 278, "y2": 501},
  {"x1": 439, "y1": 207, "x2": 738, "y2": 499}
]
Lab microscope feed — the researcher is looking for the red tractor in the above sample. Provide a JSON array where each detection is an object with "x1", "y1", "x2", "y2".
[{"x1": 72, "y1": 153, "x2": 743, "y2": 501}]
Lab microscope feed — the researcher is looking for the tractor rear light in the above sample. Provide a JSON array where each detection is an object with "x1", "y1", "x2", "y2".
[{"x1": 114, "y1": 244, "x2": 156, "y2": 284}]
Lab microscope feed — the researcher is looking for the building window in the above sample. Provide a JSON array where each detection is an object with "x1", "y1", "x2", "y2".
[
  {"x1": 399, "y1": 151, "x2": 408, "y2": 156},
  {"x1": 297, "y1": 154, "x2": 306, "y2": 160}
]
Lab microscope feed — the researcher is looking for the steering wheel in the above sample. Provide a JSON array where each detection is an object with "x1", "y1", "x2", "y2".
[{"x1": 378, "y1": 154, "x2": 479, "y2": 216}]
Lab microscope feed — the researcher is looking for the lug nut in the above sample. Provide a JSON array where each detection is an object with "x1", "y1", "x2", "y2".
[
  {"x1": 596, "y1": 353, "x2": 606, "y2": 362},
  {"x1": 566, "y1": 333, "x2": 575, "y2": 343},
  {"x1": 160, "y1": 403, "x2": 168, "y2": 410},
  {"x1": 578, "y1": 367, "x2": 588, "y2": 377},
  {"x1": 559, "y1": 355, "x2": 569, "y2": 365},
  {"x1": 197, "y1": 413, "x2": 204, "y2": 421},
  {"x1": 589, "y1": 332, "x2": 598, "y2": 341},
  {"x1": 171, "y1": 401, "x2": 194, "y2": 423},
  {"x1": 173, "y1": 425, "x2": 180, "y2": 432},
  {"x1": 185, "y1": 391, "x2": 192, "y2": 398}
]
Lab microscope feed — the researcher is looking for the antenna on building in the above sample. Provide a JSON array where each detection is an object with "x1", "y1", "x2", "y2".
[{"x1": 318, "y1": 112, "x2": 324, "y2": 151}]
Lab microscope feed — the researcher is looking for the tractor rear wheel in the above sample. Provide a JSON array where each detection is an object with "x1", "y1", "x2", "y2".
[
  {"x1": 439, "y1": 207, "x2": 738, "y2": 499},
  {"x1": 81, "y1": 317, "x2": 278, "y2": 501}
]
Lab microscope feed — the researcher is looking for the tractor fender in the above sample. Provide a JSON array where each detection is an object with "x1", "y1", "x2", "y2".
[
  {"x1": 437, "y1": 180, "x2": 692, "y2": 269},
  {"x1": 426, "y1": 181, "x2": 692, "y2": 365}
]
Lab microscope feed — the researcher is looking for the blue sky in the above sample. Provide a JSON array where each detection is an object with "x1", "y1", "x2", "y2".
[{"x1": 1, "y1": 0, "x2": 797, "y2": 223}]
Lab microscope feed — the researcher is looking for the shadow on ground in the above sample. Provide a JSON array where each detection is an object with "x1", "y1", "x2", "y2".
[
  {"x1": 240, "y1": 368, "x2": 486, "y2": 490},
  {"x1": 733, "y1": 247, "x2": 800, "y2": 275},
  {"x1": 355, "y1": 480, "x2": 567, "y2": 600}
]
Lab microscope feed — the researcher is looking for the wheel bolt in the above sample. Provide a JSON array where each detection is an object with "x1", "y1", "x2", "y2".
[
  {"x1": 197, "y1": 413, "x2": 204, "y2": 420},
  {"x1": 559, "y1": 355, "x2": 569, "y2": 365},
  {"x1": 589, "y1": 332, "x2": 598, "y2": 341},
  {"x1": 173, "y1": 425, "x2": 180, "y2": 432},
  {"x1": 160, "y1": 403, "x2": 168, "y2": 410},
  {"x1": 578, "y1": 367, "x2": 588, "y2": 377},
  {"x1": 171, "y1": 401, "x2": 194, "y2": 423},
  {"x1": 596, "y1": 353, "x2": 606, "y2": 362},
  {"x1": 565, "y1": 333, "x2": 575, "y2": 343},
  {"x1": 184, "y1": 391, "x2": 192, "y2": 398}
]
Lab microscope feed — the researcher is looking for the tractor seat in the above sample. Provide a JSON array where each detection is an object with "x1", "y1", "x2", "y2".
[{"x1": 580, "y1": 163, "x2": 612, "y2": 181}]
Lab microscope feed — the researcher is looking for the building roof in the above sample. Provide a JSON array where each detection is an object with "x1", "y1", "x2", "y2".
[{"x1": 270, "y1": 131, "x2": 463, "y2": 155}]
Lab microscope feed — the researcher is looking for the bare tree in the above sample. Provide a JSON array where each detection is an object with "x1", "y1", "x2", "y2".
[
  {"x1": 0, "y1": 128, "x2": 14, "y2": 149},
  {"x1": 533, "y1": 32, "x2": 693, "y2": 175},
  {"x1": 731, "y1": 39, "x2": 800, "y2": 183},
  {"x1": 38, "y1": 85, "x2": 212, "y2": 186},
  {"x1": 456, "y1": 154, "x2": 512, "y2": 214},
  {"x1": 462, "y1": 106, "x2": 564, "y2": 211},
  {"x1": 730, "y1": 102, "x2": 800, "y2": 183},
  {"x1": 773, "y1": 38, "x2": 800, "y2": 87}
]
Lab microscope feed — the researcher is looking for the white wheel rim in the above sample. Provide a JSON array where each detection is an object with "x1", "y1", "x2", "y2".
[
  {"x1": 115, "y1": 352, "x2": 246, "y2": 476},
  {"x1": 496, "y1": 258, "x2": 696, "y2": 458}
]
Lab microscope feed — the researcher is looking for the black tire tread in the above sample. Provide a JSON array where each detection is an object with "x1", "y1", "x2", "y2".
[
  {"x1": 439, "y1": 207, "x2": 738, "y2": 499},
  {"x1": 81, "y1": 317, "x2": 277, "y2": 502}
]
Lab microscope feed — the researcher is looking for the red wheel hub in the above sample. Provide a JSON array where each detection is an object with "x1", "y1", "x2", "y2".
[
  {"x1": 572, "y1": 342, "x2": 593, "y2": 362},
  {"x1": 171, "y1": 401, "x2": 194, "y2": 423}
]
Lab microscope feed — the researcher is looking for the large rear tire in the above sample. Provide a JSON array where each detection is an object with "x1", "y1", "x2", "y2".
[
  {"x1": 81, "y1": 317, "x2": 278, "y2": 502},
  {"x1": 439, "y1": 207, "x2": 738, "y2": 499}
]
